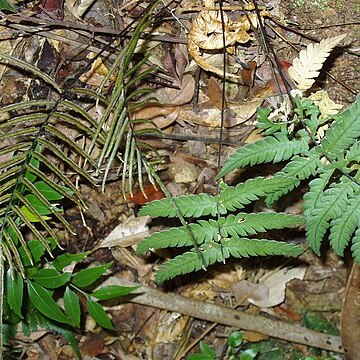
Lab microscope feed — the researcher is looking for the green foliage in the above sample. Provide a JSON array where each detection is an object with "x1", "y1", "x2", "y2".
[
  {"x1": 72, "y1": 262, "x2": 113, "y2": 288},
  {"x1": 217, "y1": 133, "x2": 309, "y2": 178},
  {"x1": 303, "y1": 314, "x2": 339, "y2": 335},
  {"x1": 138, "y1": 94, "x2": 360, "y2": 283},
  {"x1": 87, "y1": 299, "x2": 115, "y2": 330},
  {"x1": 4, "y1": 242, "x2": 139, "y2": 356},
  {"x1": 0, "y1": 0, "x2": 163, "y2": 354},
  {"x1": 187, "y1": 331, "x2": 259, "y2": 360},
  {"x1": 0, "y1": 0, "x2": 15, "y2": 11},
  {"x1": 187, "y1": 341, "x2": 216, "y2": 360}
]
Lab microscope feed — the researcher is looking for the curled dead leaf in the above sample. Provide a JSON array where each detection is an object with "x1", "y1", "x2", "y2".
[{"x1": 179, "y1": 98, "x2": 262, "y2": 127}]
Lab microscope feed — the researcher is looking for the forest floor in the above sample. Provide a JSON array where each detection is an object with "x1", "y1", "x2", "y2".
[{"x1": 1, "y1": 0, "x2": 359, "y2": 358}]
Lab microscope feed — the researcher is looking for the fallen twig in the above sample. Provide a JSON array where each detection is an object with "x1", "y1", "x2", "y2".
[{"x1": 116, "y1": 279, "x2": 343, "y2": 353}]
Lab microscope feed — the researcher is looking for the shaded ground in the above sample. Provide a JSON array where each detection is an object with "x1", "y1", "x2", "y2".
[{"x1": 1, "y1": 0, "x2": 359, "y2": 358}]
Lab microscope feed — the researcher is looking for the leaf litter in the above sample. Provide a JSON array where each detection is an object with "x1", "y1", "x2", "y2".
[{"x1": 0, "y1": 0, "x2": 358, "y2": 357}]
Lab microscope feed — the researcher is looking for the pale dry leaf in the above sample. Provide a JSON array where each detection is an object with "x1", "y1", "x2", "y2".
[
  {"x1": 155, "y1": 312, "x2": 188, "y2": 344},
  {"x1": 309, "y1": 90, "x2": 343, "y2": 120},
  {"x1": 168, "y1": 157, "x2": 199, "y2": 183},
  {"x1": 96, "y1": 216, "x2": 151, "y2": 249},
  {"x1": 179, "y1": 98, "x2": 261, "y2": 128},
  {"x1": 244, "y1": 129, "x2": 264, "y2": 144},
  {"x1": 150, "y1": 73, "x2": 195, "y2": 105},
  {"x1": 79, "y1": 58, "x2": 110, "y2": 85},
  {"x1": 288, "y1": 34, "x2": 346, "y2": 92},
  {"x1": 77, "y1": 0, "x2": 97, "y2": 17},
  {"x1": 249, "y1": 267, "x2": 307, "y2": 308},
  {"x1": 231, "y1": 280, "x2": 269, "y2": 304},
  {"x1": 228, "y1": 98, "x2": 263, "y2": 126},
  {"x1": 65, "y1": 0, "x2": 82, "y2": 20}
]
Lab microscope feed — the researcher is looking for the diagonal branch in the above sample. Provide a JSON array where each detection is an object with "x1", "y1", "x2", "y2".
[{"x1": 116, "y1": 279, "x2": 343, "y2": 353}]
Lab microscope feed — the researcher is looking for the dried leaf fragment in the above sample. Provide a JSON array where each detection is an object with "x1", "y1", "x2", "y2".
[{"x1": 187, "y1": 0, "x2": 265, "y2": 79}]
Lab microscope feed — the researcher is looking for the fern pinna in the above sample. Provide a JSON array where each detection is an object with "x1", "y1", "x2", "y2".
[
  {"x1": 137, "y1": 34, "x2": 359, "y2": 283},
  {"x1": 138, "y1": 180, "x2": 305, "y2": 283}
]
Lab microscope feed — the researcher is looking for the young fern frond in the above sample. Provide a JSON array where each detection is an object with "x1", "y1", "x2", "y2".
[
  {"x1": 321, "y1": 98, "x2": 360, "y2": 159},
  {"x1": 329, "y1": 190, "x2": 360, "y2": 256},
  {"x1": 265, "y1": 152, "x2": 322, "y2": 206},
  {"x1": 351, "y1": 228, "x2": 360, "y2": 263},
  {"x1": 217, "y1": 133, "x2": 309, "y2": 179},
  {"x1": 154, "y1": 238, "x2": 304, "y2": 283},
  {"x1": 137, "y1": 212, "x2": 304, "y2": 254},
  {"x1": 305, "y1": 176, "x2": 358, "y2": 255},
  {"x1": 219, "y1": 176, "x2": 299, "y2": 211},
  {"x1": 139, "y1": 193, "x2": 219, "y2": 218}
]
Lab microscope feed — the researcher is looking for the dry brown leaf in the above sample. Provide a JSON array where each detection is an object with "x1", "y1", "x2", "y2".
[
  {"x1": 243, "y1": 331, "x2": 269, "y2": 342},
  {"x1": 77, "y1": 0, "x2": 97, "y2": 17},
  {"x1": 111, "y1": 247, "x2": 153, "y2": 277},
  {"x1": 182, "y1": 282, "x2": 217, "y2": 301},
  {"x1": 131, "y1": 103, "x2": 179, "y2": 129},
  {"x1": 80, "y1": 332, "x2": 106, "y2": 357},
  {"x1": 65, "y1": 0, "x2": 82, "y2": 20},
  {"x1": 244, "y1": 129, "x2": 264, "y2": 143},
  {"x1": 155, "y1": 312, "x2": 188, "y2": 344},
  {"x1": 151, "y1": 73, "x2": 195, "y2": 105},
  {"x1": 187, "y1": 1, "x2": 268, "y2": 79},
  {"x1": 95, "y1": 216, "x2": 150, "y2": 249},
  {"x1": 249, "y1": 267, "x2": 307, "y2": 308},
  {"x1": 231, "y1": 280, "x2": 269, "y2": 305},
  {"x1": 179, "y1": 98, "x2": 261, "y2": 127},
  {"x1": 208, "y1": 77, "x2": 226, "y2": 109}
]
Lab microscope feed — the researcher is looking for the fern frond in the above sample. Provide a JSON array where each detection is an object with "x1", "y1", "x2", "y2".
[
  {"x1": 351, "y1": 228, "x2": 360, "y2": 263},
  {"x1": 155, "y1": 238, "x2": 304, "y2": 283},
  {"x1": 155, "y1": 242, "x2": 222, "y2": 283},
  {"x1": 265, "y1": 152, "x2": 322, "y2": 205},
  {"x1": 136, "y1": 220, "x2": 217, "y2": 254},
  {"x1": 44, "y1": 124, "x2": 98, "y2": 168},
  {"x1": 222, "y1": 237, "x2": 304, "y2": 258},
  {"x1": 321, "y1": 96, "x2": 360, "y2": 158},
  {"x1": 0, "y1": 53, "x2": 61, "y2": 93},
  {"x1": 37, "y1": 138, "x2": 95, "y2": 185},
  {"x1": 303, "y1": 169, "x2": 334, "y2": 217},
  {"x1": 219, "y1": 176, "x2": 298, "y2": 211},
  {"x1": 139, "y1": 193, "x2": 219, "y2": 218},
  {"x1": 305, "y1": 176, "x2": 356, "y2": 254},
  {"x1": 0, "y1": 101, "x2": 52, "y2": 114},
  {"x1": 217, "y1": 133, "x2": 309, "y2": 179},
  {"x1": 288, "y1": 34, "x2": 346, "y2": 92},
  {"x1": 346, "y1": 141, "x2": 360, "y2": 163},
  {"x1": 88, "y1": 1, "x2": 161, "y2": 190},
  {"x1": 31, "y1": 151, "x2": 84, "y2": 209},
  {"x1": 220, "y1": 213, "x2": 305, "y2": 237},
  {"x1": 137, "y1": 212, "x2": 304, "y2": 254},
  {"x1": 329, "y1": 190, "x2": 360, "y2": 255}
]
